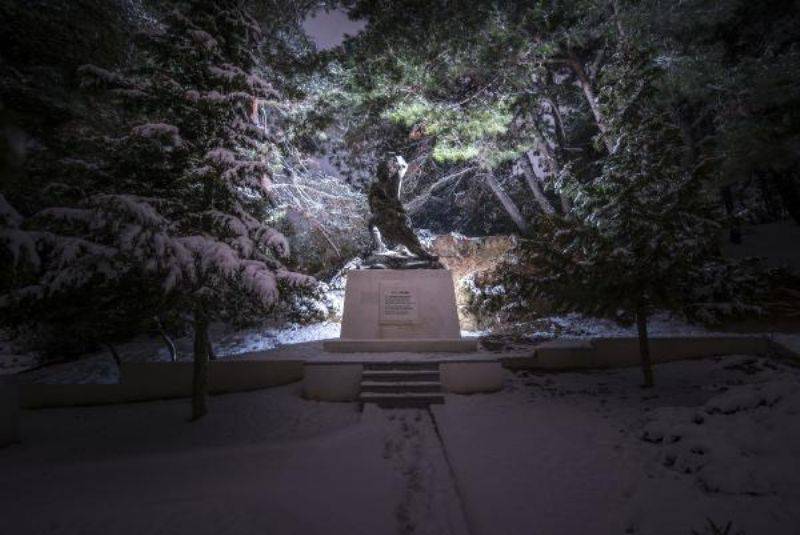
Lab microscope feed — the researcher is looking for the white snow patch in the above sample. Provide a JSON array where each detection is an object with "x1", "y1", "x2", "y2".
[
  {"x1": 4, "y1": 353, "x2": 800, "y2": 534},
  {"x1": 527, "y1": 312, "x2": 717, "y2": 339},
  {"x1": 21, "y1": 354, "x2": 119, "y2": 384},
  {"x1": 432, "y1": 355, "x2": 800, "y2": 535},
  {"x1": 10, "y1": 321, "x2": 344, "y2": 384},
  {"x1": 131, "y1": 123, "x2": 182, "y2": 145},
  {"x1": 0, "y1": 385, "x2": 407, "y2": 535},
  {"x1": 0, "y1": 329, "x2": 41, "y2": 375}
]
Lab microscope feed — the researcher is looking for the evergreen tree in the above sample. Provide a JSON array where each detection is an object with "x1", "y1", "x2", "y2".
[
  {"x1": 515, "y1": 44, "x2": 721, "y2": 386},
  {"x1": 622, "y1": 0, "x2": 800, "y2": 229},
  {"x1": 318, "y1": 0, "x2": 626, "y2": 233},
  {"x1": 1, "y1": 1, "x2": 313, "y2": 419}
]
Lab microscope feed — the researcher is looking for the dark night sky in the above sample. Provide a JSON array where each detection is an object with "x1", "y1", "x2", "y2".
[{"x1": 302, "y1": 8, "x2": 366, "y2": 50}]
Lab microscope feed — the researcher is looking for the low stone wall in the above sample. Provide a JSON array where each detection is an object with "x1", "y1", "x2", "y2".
[
  {"x1": 440, "y1": 362, "x2": 504, "y2": 394},
  {"x1": 503, "y1": 336, "x2": 773, "y2": 370},
  {"x1": 302, "y1": 363, "x2": 362, "y2": 401},
  {"x1": 20, "y1": 359, "x2": 304, "y2": 409},
  {"x1": 591, "y1": 336, "x2": 770, "y2": 368},
  {"x1": 0, "y1": 375, "x2": 19, "y2": 447},
  {"x1": 14, "y1": 335, "x2": 798, "y2": 409},
  {"x1": 767, "y1": 336, "x2": 800, "y2": 363}
]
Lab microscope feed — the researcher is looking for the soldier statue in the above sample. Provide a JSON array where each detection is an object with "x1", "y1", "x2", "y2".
[{"x1": 365, "y1": 155, "x2": 441, "y2": 268}]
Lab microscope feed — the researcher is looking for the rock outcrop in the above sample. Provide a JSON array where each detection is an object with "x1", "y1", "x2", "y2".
[{"x1": 427, "y1": 234, "x2": 515, "y2": 329}]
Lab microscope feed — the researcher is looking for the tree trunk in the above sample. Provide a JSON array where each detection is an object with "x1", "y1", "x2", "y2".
[
  {"x1": 612, "y1": 0, "x2": 627, "y2": 40},
  {"x1": 522, "y1": 151, "x2": 556, "y2": 216},
  {"x1": 544, "y1": 96, "x2": 567, "y2": 150},
  {"x1": 721, "y1": 185, "x2": 742, "y2": 244},
  {"x1": 154, "y1": 316, "x2": 177, "y2": 362},
  {"x1": 772, "y1": 171, "x2": 800, "y2": 225},
  {"x1": 559, "y1": 193, "x2": 571, "y2": 215},
  {"x1": 542, "y1": 88, "x2": 571, "y2": 214},
  {"x1": 670, "y1": 103, "x2": 698, "y2": 172},
  {"x1": 104, "y1": 343, "x2": 122, "y2": 368},
  {"x1": 758, "y1": 173, "x2": 781, "y2": 220},
  {"x1": 568, "y1": 56, "x2": 614, "y2": 153},
  {"x1": 191, "y1": 308, "x2": 210, "y2": 421},
  {"x1": 484, "y1": 172, "x2": 529, "y2": 233},
  {"x1": 635, "y1": 305, "x2": 654, "y2": 388}
]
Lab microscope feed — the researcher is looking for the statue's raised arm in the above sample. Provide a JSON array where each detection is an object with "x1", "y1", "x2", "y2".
[{"x1": 365, "y1": 155, "x2": 441, "y2": 269}]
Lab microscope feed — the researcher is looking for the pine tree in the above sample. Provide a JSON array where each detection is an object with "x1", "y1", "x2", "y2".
[
  {"x1": 521, "y1": 44, "x2": 721, "y2": 387},
  {"x1": 320, "y1": 0, "x2": 624, "y2": 233},
  {"x1": 1, "y1": 1, "x2": 313, "y2": 419}
]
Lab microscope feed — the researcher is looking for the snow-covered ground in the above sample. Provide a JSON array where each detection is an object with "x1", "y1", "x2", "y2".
[
  {"x1": 526, "y1": 312, "x2": 715, "y2": 339},
  {"x1": 434, "y1": 355, "x2": 800, "y2": 535},
  {"x1": 3, "y1": 355, "x2": 799, "y2": 535},
  {"x1": 723, "y1": 221, "x2": 800, "y2": 271},
  {"x1": 775, "y1": 334, "x2": 800, "y2": 355},
  {"x1": 0, "y1": 329, "x2": 41, "y2": 375},
  {"x1": 6, "y1": 321, "x2": 344, "y2": 383},
  {"x1": 1, "y1": 383, "x2": 466, "y2": 535}
]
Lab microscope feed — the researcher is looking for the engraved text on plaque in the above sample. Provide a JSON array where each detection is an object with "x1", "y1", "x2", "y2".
[{"x1": 379, "y1": 283, "x2": 419, "y2": 324}]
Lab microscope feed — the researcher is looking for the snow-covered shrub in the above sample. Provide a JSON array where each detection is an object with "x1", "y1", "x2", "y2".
[
  {"x1": 267, "y1": 172, "x2": 370, "y2": 279},
  {"x1": 465, "y1": 243, "x2": 557, "y2": 329},
  {"x1": 681, "y1": 258, "x2": 771, "y2": 325}
]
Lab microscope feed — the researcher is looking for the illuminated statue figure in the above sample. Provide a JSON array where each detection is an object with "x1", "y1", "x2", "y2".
[{"x1": 365, "y1": 155, "x2": 441, "y2": 268}]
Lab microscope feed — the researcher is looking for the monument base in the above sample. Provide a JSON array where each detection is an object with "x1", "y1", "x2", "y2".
[
  {"x1": 330, "y1": 269, "x2": 476, "y2": 353},
  {"x1": 323, "y1": 338, "x2": 477, "y2": 353}
]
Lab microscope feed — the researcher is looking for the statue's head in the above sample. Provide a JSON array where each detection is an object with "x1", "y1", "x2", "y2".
[
  {"x1": 378, "y1": 154, "x2": 408, "y2": 182},
  {"x1": 391, "y1": 154, "x2": 408, "y2": 178}
]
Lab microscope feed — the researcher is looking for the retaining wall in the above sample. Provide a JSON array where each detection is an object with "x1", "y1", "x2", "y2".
[
  {"x1": 503, "y1": 335, "x2": 774, "y2": 370},
  {"x1": 0, "y1": 375, "x2": 19, "y2": 446},
  {"x1": 20, "y1": 359, "x2": 303, "y2": 409},
  {"x1": 441, "y1": 362, "x2": 504, "y2": 394},
  {"x1": 302, "y1": 363, "x2": 362, "y2": 401}
]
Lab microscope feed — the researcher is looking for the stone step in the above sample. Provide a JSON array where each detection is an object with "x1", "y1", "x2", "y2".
[
  {"x1": 360, "y1": 391, "x2": 445, "y2": 408},
  {"x1": 362, "y1": 362, "x2": 440, "y2": 371},
  {"x1": 360, "y1": 380, "x2": 441, "y2": 394},
  {"x1": 361, "y1": 369, "x2": 440, "y2": 382}
]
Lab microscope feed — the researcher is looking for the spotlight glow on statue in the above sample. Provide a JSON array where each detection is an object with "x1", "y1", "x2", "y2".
[{"x1": 365, "y1": 155, "x2": 442, "y2": 269}]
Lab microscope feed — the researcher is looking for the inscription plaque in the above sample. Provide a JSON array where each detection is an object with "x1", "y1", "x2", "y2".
[{"x1": 379, "y1": 283, "x2": 419, "y2": 324}]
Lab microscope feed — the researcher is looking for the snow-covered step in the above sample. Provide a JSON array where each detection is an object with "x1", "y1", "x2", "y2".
[
  {"x1": 360, "y1": 391, "x2": 444, "y2": 407},
  {"x1": 361, "y1": 369, "x2": 440, "y2": 382},
  {"x1": 359, "y1": 362, "x2": 444, "y2": 407},
  {"x1": 360, "y1": 380, "x2": 441, "y2": 394},
  {"x1": 362, "y1": 362, "x2": 440, "y2": 371}
]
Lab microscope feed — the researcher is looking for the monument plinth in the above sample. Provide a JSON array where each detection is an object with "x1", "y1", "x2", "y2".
[
  {"x1": 325, "y1": 154, "x2": 477, "y2": 353},
  {"x1": 323, "y1": 269, "x2": 477, "y2": 353}
]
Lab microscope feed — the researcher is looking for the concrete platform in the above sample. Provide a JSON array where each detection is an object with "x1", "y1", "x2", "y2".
[
  {"x1": 303, "y1": 355, "x2": 506, "y2": 402},
  {"x1": 18, "y1": 334, "x2": 797, "y2": 408},
  {"x1": 323, "y1": 338, "x2": 477, "y2": 353}
]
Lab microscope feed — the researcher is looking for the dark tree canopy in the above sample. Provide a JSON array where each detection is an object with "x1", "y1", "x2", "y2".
[{"x1": 1, "y1": 0, "x2": 798, "y2": 396}]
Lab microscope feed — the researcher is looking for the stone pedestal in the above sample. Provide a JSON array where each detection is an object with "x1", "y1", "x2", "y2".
[{"x1": 324, "y1": 269, "x2": 477, "y2": 353}]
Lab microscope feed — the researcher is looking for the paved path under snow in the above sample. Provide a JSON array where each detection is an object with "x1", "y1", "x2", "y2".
[
  {"x1": 1, "y1": 385, "x2": 471, "y2": 535},
  {"x1": 3, "y1": 355, "x2": 800, "y2": 535},
  {"x1": 370, "y1": 407, "x2": 470, "y2": 535},
  {"x1": 1, "y1": 385, "x2": 398, "y2": 535}
]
